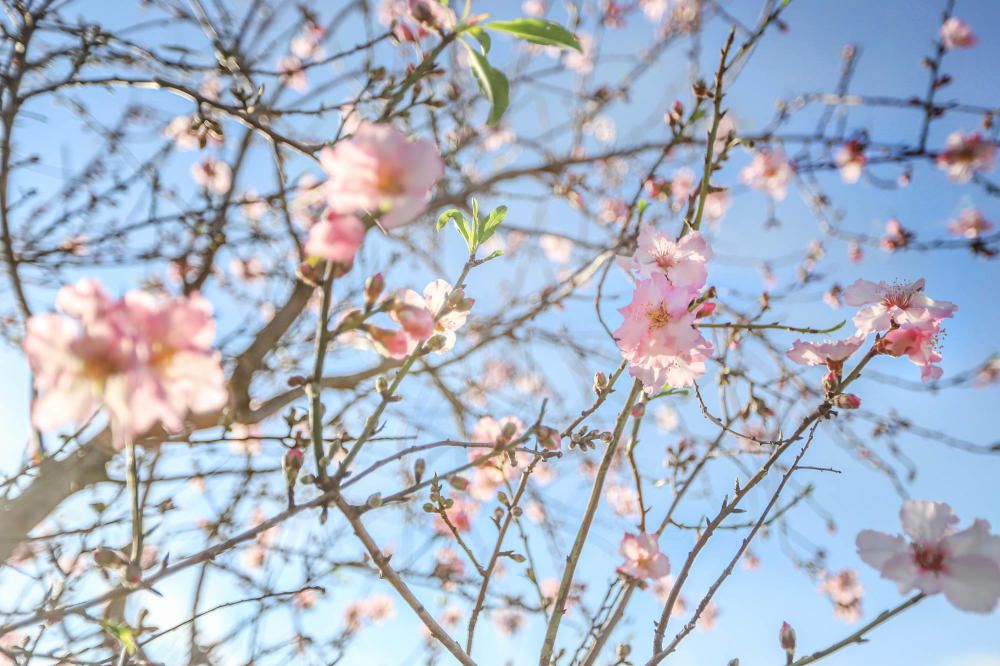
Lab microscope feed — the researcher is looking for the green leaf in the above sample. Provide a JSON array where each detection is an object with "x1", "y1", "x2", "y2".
[
  {"x1": 479, "y1": 205, "x2": 507, "y2": 245},
  {"x1": 437, "y1": 209, "x2": 463, "y2": 231},
  {"x1": 100, "y1": 621, "x2": 137, "y2": 655},
  {"x1": 485, "y1": 19, "x2": 582, "y2": 52},
  {"x1": 461, "y1": 41, "x2": 510, "y2": 127},
  {"x1": 467, "y1": 27, "x2": 491, "y2": 54}
]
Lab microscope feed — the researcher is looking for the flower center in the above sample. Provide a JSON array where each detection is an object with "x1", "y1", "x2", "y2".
[
  {"x1": 646, "y1": 303, "x2": 671, "y2": 329},
  {"x1": 912, "y1": 542, "x2": 947, "y2": 574},
  {"x1": 376, "y1": 164, "x2": 405, "y2": 195}
]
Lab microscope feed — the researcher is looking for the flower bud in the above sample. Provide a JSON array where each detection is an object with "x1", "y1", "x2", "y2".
[
  {"x1": 593, "y1": 371, "x2": 608, "y2": 395},
  {"x1": 282, "y1": 447, "x2": 305, "y2": 487},
  {"x1": 831, "y1": 393, "x2": 861, "y2": 409},
  {"x1": 779, "y1": 621, "x2": 796, "y2": 656},
  {"x1": 364, "y1": 273, "x2": 385, "y2": 309},
  {"x1": 93, "y1": 547, "x2": 128, "y2": 570},
  {"x1": 631, "y1": 403, "x2": 646, "y2": 419},
  {"x1": 448, "y1": 475, "x2": 469, "y2": 491},
  {"x1": 822, "y1": 370, "x2": 838, "y2": 394},
  {"x1": 424, "y1": 334, "x2": 447, "y2": 352}
]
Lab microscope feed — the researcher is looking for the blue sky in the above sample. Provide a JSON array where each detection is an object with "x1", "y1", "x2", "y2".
[{"x1": 2, "y1": 0, "x2": 1000, "y2": 664}]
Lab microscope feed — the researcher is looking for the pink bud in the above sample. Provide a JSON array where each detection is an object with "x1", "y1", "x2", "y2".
[
  {"x1": 630, "y1": 403, "x2": 646, "y2": 419},
  {"x1": 831, "y1": 393, "x2": 861, "y2": 409},
  {"x1": 780, "y1": 621, "x2": 796, "y2": 655}
]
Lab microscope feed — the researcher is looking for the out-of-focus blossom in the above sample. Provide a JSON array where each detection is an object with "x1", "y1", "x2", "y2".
[
  {"x1": 880, "y1": 218, "x2": 913, "y2": 253},
  {"x1": 818, "y1": 569, "x2": 864, "y2": 623},
  {"x1": 278, "y1": 56, "x2": 309, "y2": 92},
  {"x1": 564, "y1": 33, "x2": 595, "y2": 74},
  {"x1": 606, "y1": 484, "x2": 641, "y2": 518},
  {"x1": 305, "y1": 212, "x2": 366, "y2": 263},
  {"x1": 321, "y1": 121, "x2": 443, "y2": 229},
  {"x1": 191, "y1": 157, "x2": 232, "y2": 194},
  {"x1": 940, "y1": 17, "x2": 977, "y2": 50},
  {"x1": 379, "y1": 0, "x2": 456, "y2": 41},
  {"x1": 936, "y1": 131, "x2": 996, "y2": 182},
  {"x1": 24, "y1": 279, "x2": 227, "y2": 444},
  {"x1": 857, "y1": 500, "x2": 1000, "y2": 612},
  {"x1": 741, "y1": 150, "x2": 794, "y2": 200},
  {"x1": 164, "y1": 114, "x2": 221, "y2": 151},
  {"x1": 493, "y1": 609, "x2": 525, "y2": 637},
  {"x1": 617, "y1": 532, "x2": 670, "y2": 581},
  {"x1": 433, "y1": 497, "x2": 478, "y2": 536},
  {"x1": 290, "y1": 21, "x2": 325, "y2": 59},
  {"x1": 835, "y1": 140, "x2": 867, "y2": 183},
  {"x1": 948, "y1": 208, "x2": 993, "y2": 238},
  {"x1": 540, "y1": 234, "x2": 574, "y2": 264}
]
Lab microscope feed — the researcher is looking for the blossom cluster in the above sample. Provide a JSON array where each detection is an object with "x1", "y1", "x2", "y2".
[
  {"x1": 787, "y1": 278, "x2": 957, "y2": 384},
  {"x1": 24, "y1": 279, "x2": 227, "y2": 444},
  {"x1": 614, "y1": 228, "x2": 715, "y2": 393}
]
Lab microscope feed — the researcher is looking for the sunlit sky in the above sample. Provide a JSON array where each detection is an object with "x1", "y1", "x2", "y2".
[{"x1": 2, "y1": 0, "x2": 1000, "y2": 664}]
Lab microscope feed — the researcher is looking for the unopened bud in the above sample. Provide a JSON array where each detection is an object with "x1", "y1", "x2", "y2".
[
  {"x1": 364, "y1": 273, "x2": 385, "y2": 309},
  {"x1": 424, "y1": 334, "x2": 447, "y2": 352},
  {"x1": 500, "y1": 422, "x2": 518, "y2": 443},
  {"x1": 631, "y1": 403, "x2": 646, "y2": 419},
  {"x1": 822, "y1": 370, "x2": 839, "y2": 394},
  {"x1": 617, "y1": 643, "x2": 632, "y2": 659},
  {"x1": 831, "y1": 393, "x2": 861, "y2": 409},
  {"x1": 537, "y1": 426, "x2": 562, "y2": 451},
  {"x1": 414, "y1": 458, "x2": 426, "y2": 483},
  {"x1": 593, "y1": 371, "x2": 608, "y2": 395},
  {"x1": 283, "y1": 447, "x2": 305, "y2": 487},
  {"x1": 93, "y1": 548, "x2": 128, "y2": 569},
  {"x1": 123, "y1": 562, "x2": 143, "y2": 588},
  {"x1": 375, "y1": 376, "x2": 389, "y2": 394},
  {"x1": 779, "y1": 621, "x2": 796, "y2": 656},
  {"x1": 366, "y1": 492, "x2": 383, "y2": 508},
  {"x1": 448, "y1": 475, "x2": 469, "y2": 491}
]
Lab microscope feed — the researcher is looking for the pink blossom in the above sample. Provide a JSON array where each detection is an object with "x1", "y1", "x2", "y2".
[
  {"x1": 190, "y1": 157, "x2": 232, "y2": 194},
  {"x1": 615, "y1": 272, "x2": 713, "y2": 392},
  {"x1": 818, "y1": 569, "x2": 864, "y2": 623},
  {"x1": 936, "y1": 132, "x2": 996, "y2": 182},
  {"x1": 24, "y1": 279, "x2": 227, "y2": 444},
  {"x1": 940, "y1": 17, "x2": 977, "y2": 50},
  {"x1": 786, "y1": 335, "x2": 865, "y2": 371},
  {"x1": 433, "y1": 497, "x2": 477, "y2": 536},
  {"x1": 522, "y1": 0, "x2": 546, "y2": 17},
  {"x1": 378, "y1": 0, "x2": 456, "y2": 41},
  {"x1": 423, "y1": 279, "x2": 469, "y2": 352},
  {"x1": 164, "y1": 114, "x2": 221, "y2": 151},
  {"x1": 540, "y1": 234, "x2": 574, "y2": 264},
  {"x1": 278, "y1": 56, "x2": 309, "y2": 92},
  {"x1": 391, "y1": 294, "x2": 435, "y2": 341},
  {"x1": 368, "y1": 326, "x2": 411, "y2": 359},
  {"x1": 290, "y1": 21, "x2": 325, "y2": 60},
  {"x1": 670, "y1": 167, "x2": 696, "y2": 206},
  {"x1": 842, "y1": 278, "x2": 956, "y2": 335},
  {"x1": 879, "y1": 316, "x2": 945, "y2": 382},
  {"x1": 835, "y1": 140, "x2": 867, "y2": 183},
  {"x1": 305, "y1": 212, "x2": 366, "y2": 263},
  {"x1": 617, "y1": 532, "x2": 671, "y2": 581},
  {"x1": 321, "y1": 121, "x2": 443, "y2": 229},
  {"x1": 618, "y1": 227, "x2": 712, "y2": 288},
  {"x1": 703, "y1": 190, "x2": 729, "y2": 224},
  {"x1": 741, "y1": 150, "x2": 794, "y2": 200},
  {"x1": 948, "y1": 208, "x2": 994, "y2": 239},
  {"x1": 857, "y1": 500, "x2": 1000, "y2": 613},
  {"x1": 564, "y1": 33, "x2": 595, "y2": 74},
  {"x1": 880, "y1": 218, "x2": 913, "y2": 253},
  {"x1": 606, "y1": 484, "x2": 641, "y2": 518}
]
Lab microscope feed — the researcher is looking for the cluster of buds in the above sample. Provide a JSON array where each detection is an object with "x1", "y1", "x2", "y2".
[
  {"x1": 664, "y1": 100, "x2": 685, "y2": 128},
  {"x1": 569, "y1": 427, "x2": 612, "y2": 452}
]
